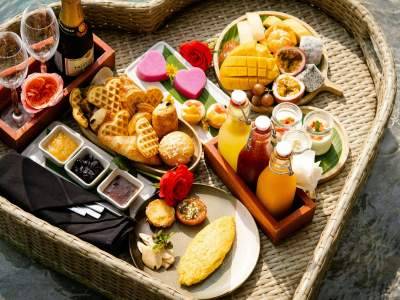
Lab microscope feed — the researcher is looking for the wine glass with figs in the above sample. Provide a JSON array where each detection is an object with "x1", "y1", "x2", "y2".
[
  {"x1": 21, "y1": 2, "x2": 60, "y2": 73},
  {"x1": 0, "y1": 32, "x2": 30, "y2": 127}
]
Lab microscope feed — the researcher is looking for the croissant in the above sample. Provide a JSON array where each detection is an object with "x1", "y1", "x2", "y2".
[{"x1": 99, "y1": 135, "x2": 161, "y2": 166}]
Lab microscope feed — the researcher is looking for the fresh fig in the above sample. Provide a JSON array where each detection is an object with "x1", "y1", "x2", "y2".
[
  {"x1": 276, "y1": 47, "x2": 306, "y2": 75},
  {"x1": 272, "y1": 74, "x2": 305, "y2": 104}
]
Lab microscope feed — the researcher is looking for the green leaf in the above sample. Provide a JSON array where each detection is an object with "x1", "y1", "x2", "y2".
[
  {"x1": 161, "y1": 46, "x2": 219, "y2": 135},
  {"x1": 315, "y1": 128, "x2": 342, "y2": 174},
  {"x1": 112, "y1": 155, "x2": 131, "y2": 171}
]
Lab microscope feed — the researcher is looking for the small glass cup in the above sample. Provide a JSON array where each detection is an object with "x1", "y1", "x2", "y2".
[
  {"x1": 282, "y1": 129, "x2": 312, "y2": 155},
  {"x1": 271, "y1": 102, "x2": 303, "y2": 142},
  {"x1": 303, "y1": 111, "x2": 333, "y2": 156}
]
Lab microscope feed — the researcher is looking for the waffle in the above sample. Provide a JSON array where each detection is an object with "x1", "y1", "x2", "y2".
[
  {"x1": 135, "y1": 117, "x2": 159, "y2": 158},
  {"x1": 87, "y1": 77, "x2": 126, "y2": 115},
  {"x1": 126, "y1": 86, "x2": 163, "y2": 113},
  {"x1": 146, "y1": 87, "x2": 164, "y2": 107},
  {"x1": 69, "y1": 88, "x2": 88, "y2": 128},
  {"x1": 128, "y1": 112, "x2": 152, "y2": 136},
  {"x1": 97, "y1": 109, "x2": 130, "y2": 138}
]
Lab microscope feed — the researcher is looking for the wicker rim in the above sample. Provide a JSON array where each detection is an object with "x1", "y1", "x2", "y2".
[
  {"x1": 0, "y1": 0, "x2": 396, "y2": 299},
  {"x1": 293, "y1": 0, "x2": 396, "y2": 298}
]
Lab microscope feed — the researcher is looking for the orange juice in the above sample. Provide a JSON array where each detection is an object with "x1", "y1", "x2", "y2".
[
  {"x1": 256, "y1": 141, "x2": 296, "y2": 217},
  {"x1": 218, "y1": 90, "x2": 251, "y2": 171}
]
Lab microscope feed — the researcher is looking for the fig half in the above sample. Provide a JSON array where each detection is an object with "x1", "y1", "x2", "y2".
[
  {"x1": 272, "y1": 74, "x2": 305, "y2": 103},
  {"x1": 276, "y1": 46, "x2": 306, "y2": 75}
]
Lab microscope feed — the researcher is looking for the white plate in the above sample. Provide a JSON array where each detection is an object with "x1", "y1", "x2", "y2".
[
  {"x1": 125, "y1": 41, "x2": 230, "y2": 142},
  {"x1": 129, "y1": 184, "x2": 260, "y2": 299}
]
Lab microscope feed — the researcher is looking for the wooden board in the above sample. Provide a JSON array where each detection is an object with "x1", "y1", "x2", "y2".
[
  {"x1": 80, "y1": 118, "x2": 203, "y2": 177},
  {"x1": 213, "y1": 11, "x2": 343, "y2": 113},
  {"x1": 0, "y1": 34, "x2": 115, "y2": 151},
  {"x1": 203, "y1": 138, "x2": 316, "y2": 244}
]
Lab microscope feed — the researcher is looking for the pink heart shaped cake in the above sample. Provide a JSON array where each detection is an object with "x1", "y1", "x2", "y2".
[
  {"x1": 136, "y1": 50, "x2": 168, "y2": 82},
  {"x1": 173, "y1": 67, "x2": 206, "y2": 99}
]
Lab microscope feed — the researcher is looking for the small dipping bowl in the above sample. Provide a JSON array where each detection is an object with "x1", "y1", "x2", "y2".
[
  {"x1": 39, "y1": 125, "x2": 83, "y2": 167},
  {"x1": 97, "y1": 169, "x2": 144, "y2": 210},
  {"x1": 65, "y1": 146, "x2": 110, "y2": 189}
]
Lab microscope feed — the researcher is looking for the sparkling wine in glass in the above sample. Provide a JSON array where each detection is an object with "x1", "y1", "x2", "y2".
[
  {"x1": 21, "y1": 2, "x2": 59, "y2": 73},
  {"x1": 0, "y1": 32, "x2": 29, "y2": 127}
]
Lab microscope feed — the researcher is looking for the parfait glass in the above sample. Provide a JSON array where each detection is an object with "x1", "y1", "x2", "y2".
[
  {"x1": 21, "y1": 2, "x2": 59, "y2": 73},
  {"x1": 0, "y1": 32, "x2": 29, "y2": 127}
]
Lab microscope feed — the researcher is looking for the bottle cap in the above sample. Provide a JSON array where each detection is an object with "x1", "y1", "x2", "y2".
[
  {"x1": 254, "y1": 116, "x2": 271, "y2": 131},
  {"x1": 231, "y1": 90, "x2": 248, "y2": 106},
  {"x1": 276, "y1": 141, "x2": 293, "y2": 157}
]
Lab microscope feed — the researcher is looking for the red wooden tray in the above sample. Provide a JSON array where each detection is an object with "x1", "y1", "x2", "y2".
[
  {"x1": 0, "y1": 34, "x2": 115, "y2": 151},
  {"x1": 204, "y1": 137, "x2": 316, "y2": 244}
]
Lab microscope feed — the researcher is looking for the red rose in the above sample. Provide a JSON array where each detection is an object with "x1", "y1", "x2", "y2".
[
  {"x1": 179, "y1": 40, "x2": 212, "y2": 71},
  {"x1": 159, "y1": 165, "x2": 194, "y2": 206}
]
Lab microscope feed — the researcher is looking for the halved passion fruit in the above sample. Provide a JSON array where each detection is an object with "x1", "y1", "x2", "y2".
[
  {"x1": 272, "y1": 74, "x2": 305, "y2": 103},
  {"x1": 276, "y1": 47, "x2": 306, "y2": 75},
  {"x1": 21, "y1": 73, "x2": 63, "y2": 114}
]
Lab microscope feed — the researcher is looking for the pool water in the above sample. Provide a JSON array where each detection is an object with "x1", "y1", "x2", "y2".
[{"x1": 0, "y1": 0, "x2": 55, "y2": 24}]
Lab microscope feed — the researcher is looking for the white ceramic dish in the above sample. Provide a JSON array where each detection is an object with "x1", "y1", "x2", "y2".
[
  {"x1": 38, "y1": 124, "x2": 83, "y2": 167},
  {"x1": 97, "y1": 169, "x2": 144, "y2": 210},
  {"x1": 125, "y1": 41, "x2": 230, "y2": 142},
  {"x1": 64, "y1": 146, "x2": 110, "y2": 190}
]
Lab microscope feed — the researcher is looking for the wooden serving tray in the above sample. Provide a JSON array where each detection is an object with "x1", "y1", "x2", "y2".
[
  {"x1": 213, "y1": 11, "x2": 343, "y2": 114},
  {"x1": 204, "y1": 137, "x2": 316, "y2": 244},
  {"x1": 0, "y1": 34, "x2": 115, "y2": 151}
]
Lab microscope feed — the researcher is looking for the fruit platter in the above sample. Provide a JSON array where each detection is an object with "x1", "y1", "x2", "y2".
[
  {"x1": 214, "y1": 11, "x2": 343, "y2": 113},
  {"x1": 0, "y1": 0, "x2": 395, "y2": 299}
]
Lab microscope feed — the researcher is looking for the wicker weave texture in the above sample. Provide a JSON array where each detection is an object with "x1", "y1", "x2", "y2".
[{"x1": 0, "y1": 0, "x2": 396, "y2": 299}]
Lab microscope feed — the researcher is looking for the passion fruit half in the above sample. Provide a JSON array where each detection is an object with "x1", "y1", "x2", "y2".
[
  {"x1": 272, "y1": 74, "x2": 305, "y2": 104},
  {"x1": 276, "y1": 47, "x2": 306, "y2": 75}
]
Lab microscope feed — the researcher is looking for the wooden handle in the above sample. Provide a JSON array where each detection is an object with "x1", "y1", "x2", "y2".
[{"x1": 321, "y1": 79, "x2": 343, "y2": 96}]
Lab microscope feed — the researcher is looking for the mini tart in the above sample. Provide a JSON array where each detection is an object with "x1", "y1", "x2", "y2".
[
  {"x1": 206, "y1": 103, "x2": 227, "y2": 129},
  {"x1": 146, "y1": 199, "x2": 175, "y2": 228},
  {"x1": 176, "y1": 196, "x2": 207, "y2": 226},
  {"x1": 181, "y1": 100, "x2": 206, "y2": 125}
]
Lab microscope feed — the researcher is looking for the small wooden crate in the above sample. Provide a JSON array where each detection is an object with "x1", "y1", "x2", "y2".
[
  {"x1": 0, "y1": 34, "x2": 115, "y2": 151},
  {"x1": 204, "y1": 137, "x2": 316, "y2": 244}
]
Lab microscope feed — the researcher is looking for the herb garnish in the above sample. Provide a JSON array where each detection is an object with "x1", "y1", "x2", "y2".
[{"x1": 152, "y1": 230, "x2": 173, "y2": 252}]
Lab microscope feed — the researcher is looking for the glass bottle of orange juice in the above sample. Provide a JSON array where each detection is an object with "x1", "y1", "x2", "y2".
[
  {"x1": 218, "y1": 90, "x2": 251, "y2": 171},
  {"x1": 256, "y1": 141, "x2": 297, "y2": 217}
]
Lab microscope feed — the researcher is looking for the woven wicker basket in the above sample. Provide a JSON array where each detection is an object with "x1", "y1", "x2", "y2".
[{"x1": 0, "y1": 0, "x2": 396, "y2": 299}]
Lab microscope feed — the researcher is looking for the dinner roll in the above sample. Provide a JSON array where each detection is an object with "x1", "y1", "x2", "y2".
[{"x1": 159, "y1": 131, "x2": 195, "y2": 166}]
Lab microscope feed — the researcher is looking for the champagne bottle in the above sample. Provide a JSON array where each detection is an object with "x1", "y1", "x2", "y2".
[{"x1": 54, "y1": 0, "x2": 94, "y2": 77}]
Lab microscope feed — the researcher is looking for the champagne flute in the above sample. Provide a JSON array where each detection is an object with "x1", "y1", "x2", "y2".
[
  {"x1": 0, "y1": 32, "x2": 29, "y2": 127},
  {"x1": 21, "y1": 2, "x2": 59, "y2": 73}
]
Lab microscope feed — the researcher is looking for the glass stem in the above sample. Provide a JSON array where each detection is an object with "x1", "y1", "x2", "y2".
[
  {"x1": 11, "y1": 88, "x2": 21, "y2": 117},
  {"x1": 41, "y1": 61, "x2": 47, "y2": 73}
]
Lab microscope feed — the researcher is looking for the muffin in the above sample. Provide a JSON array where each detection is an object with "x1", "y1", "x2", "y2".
[
  {"x1": 206, "y1": 103, "x2": 227, "y2": 129},
  {"x1": 152, "y1": 95, "x2": 178, "y2": 138},
  {"x1": 181, "y1": 100, "x2": 206, "y2": 125},
  {"x1": 146, "y1": 199, "x2": 175, "y2": 228},
  {"x1": 159, "y1": 131, "x2": 195, "y2": 166}
]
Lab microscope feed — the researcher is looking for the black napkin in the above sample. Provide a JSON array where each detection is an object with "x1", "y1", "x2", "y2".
[{"x1": 0, "y1": 152, "x2": 134, "y2": 254}]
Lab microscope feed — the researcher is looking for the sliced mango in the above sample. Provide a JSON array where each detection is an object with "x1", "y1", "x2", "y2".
[
  {"x1": 263, "y1": 16, "x2": 282, "y2": 28},
  {"x1": 219, "y1": 42, "x2": 280, "y2": 90},
  {"x1": 281, "y1": 19, "x2": 312, "y2": 38}
]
